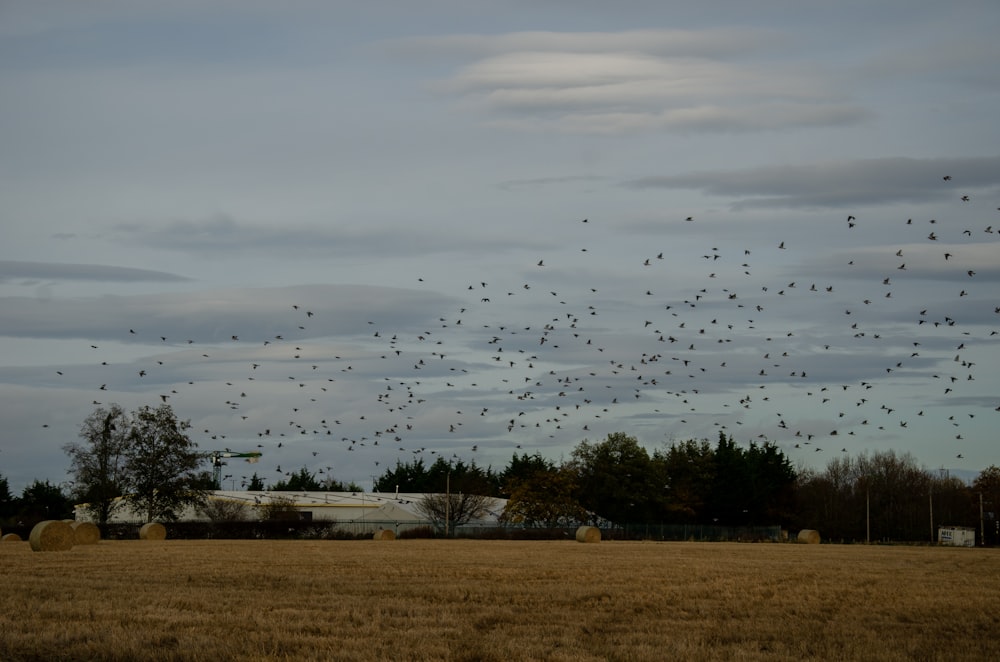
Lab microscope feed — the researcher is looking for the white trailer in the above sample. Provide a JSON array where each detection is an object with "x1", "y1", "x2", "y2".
[{"x1": 938, "y1": 525, "x2": 976, "y2": 547}]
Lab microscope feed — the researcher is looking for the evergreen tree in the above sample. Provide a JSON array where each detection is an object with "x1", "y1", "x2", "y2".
[
  {"x1": 657, "y1": 439, "x2": 715, "y2": 523},
  {"x1": 0, "y1": 474, "x2": 16, "y2": 522},
  {"x1": 271, "y1": 467, "x2": 322, "y2": 491},
  {"x1": 18, "y1": 480, "x2": 73, "y2": 523},
  {"x1": 569, "y1": 432, "x2": 661, "y2": 525}
]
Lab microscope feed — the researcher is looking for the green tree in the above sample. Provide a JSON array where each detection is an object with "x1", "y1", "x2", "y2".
[
  {"x1": 0, "y1": 474, "x2": 16, "y2": 523},
  {"x1": 18, "y1": 480, "x2": 73, "y2": 524},
  {"x1": 247, "y1": 473, "x2": 266, "y2": 490},
  {"x1": 375, "y1": 458, "x2": 431, "y2": 492},
  {"x1": 122, "y1": 404, "x2": 206, "y2": 522},
  {"x1": 318, "y1": 476, "x2": 365, "y2": 492},
  {"x1": 705, "y1": 432, "x2": 752, "y2": 525},
  {"x1": 657, "y1": 438, "x2": 715, "y2": 523},
  {"x1": 743, "y1": 440, "x2": 797, "y2": 525},
  {"x1": 569, "y1": 432, "x2": 662, "y2": 525},
  {"x1": 377, "y1": 457, "x2": 501, "y2": 496},
  {"x1": 63, "y1": 403, "x2": 130, "y2": 525},
  {"x1": 499, "y1": 452, "x2": 555, "y2": 498},
  {"x1": 501, "y1": 464, "x2": 587, "y2": 527},
  {"x1": 271, "y1": 467, "x2": 322, "y2": 491}
]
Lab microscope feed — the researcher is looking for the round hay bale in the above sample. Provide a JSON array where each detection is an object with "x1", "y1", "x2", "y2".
[
  {"x1": 71, "y1": 521, "x2": 101, "y2": 545},
  {"x1": 372, "y1": 529, "x2": 396, "y2": 541},
  {"x1": 29, "y1": 520, "x2": 75, "y2": 552},
  {"x1": 138, "y1": 522, "x2": 167, "y2": 541},
  {"x1": 2, "y1": 533, "x2": 22, "y2": 542},
  {"x1": 797, "y1": 529, "x2": 821, "y2": 544},
  {"x1": 575, "y1": 525, "x2": 601, "y2": 543}
]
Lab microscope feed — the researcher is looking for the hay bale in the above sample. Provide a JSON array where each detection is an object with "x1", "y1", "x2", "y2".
[
  {"x1": 797, "y1": 529, "x2": 821, "y2": 544},
  {"x1": 2, "y1": 533, "x2": 22, "y2": 542},
  {"x1": 29, "y1": 520, "x2": 75, "y2": 552},
  {"x1": 71, "y1": 521, "x2": 101, "y2": 545},
  {"x1": 372, "y1": 529, "x2": 396, "y2": 541},
  {"x1": 575, "y1": 525, "x2": 601, "y2": 543},
  {"x1": 138, "y1": 522, "x2": 167, "y2": 541}
]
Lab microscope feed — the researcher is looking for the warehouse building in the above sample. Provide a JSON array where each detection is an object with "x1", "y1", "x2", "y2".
[{"x1": 75, "y1": 491, "x2": 507, "y2": 535}]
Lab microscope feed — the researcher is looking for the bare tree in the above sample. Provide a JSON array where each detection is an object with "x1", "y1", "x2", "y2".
[
  {"x1": 255, "y1": 494, "x2": 299, "y2": 521},
  {"x1": 417, "y1": 492, "x2": 493, "y2": 534},
  {"x1": 197, "y1": 497, "x2": 250, "y2": 522},
  {"x1": 64, "y1": 404, "x2": 130, "y2": 525}
]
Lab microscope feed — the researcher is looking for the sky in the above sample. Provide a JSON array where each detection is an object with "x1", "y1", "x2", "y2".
[{"x1": 2, "y1": 1, "x2": 999, "y2": 495}]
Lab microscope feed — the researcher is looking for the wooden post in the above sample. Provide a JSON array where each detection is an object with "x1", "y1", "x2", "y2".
[{"x1": 866, "y1": 487, "x2": 870, "y2": 544}]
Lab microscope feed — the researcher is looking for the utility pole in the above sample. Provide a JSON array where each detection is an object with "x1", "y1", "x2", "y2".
[
  {"x1": 866, "y1": 486, "x2": 870, "y2": 544},
  {"x1": 929, "y1": 486, "x2": 934, "y2": 543},
  {"x1": 445, "y1": 469, "x2": 451, "y2": 538},
  {"x1": 980, "y1": 492, "x2": 985, "y2": 546}
]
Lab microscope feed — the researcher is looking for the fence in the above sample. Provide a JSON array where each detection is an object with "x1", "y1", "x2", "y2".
[
  {"x1": 69, "y1": 519, "x2": 783, "y2": 542},
  {"x1": 608, "y1": 523, "x2": 783, "y2": 542}
]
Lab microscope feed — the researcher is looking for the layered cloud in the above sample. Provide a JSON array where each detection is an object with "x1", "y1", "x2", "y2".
[
  {"x1": 108, "y1": 215, "x2": 548, "y2": 258},
  {"x1": 0, "y1": 260, "x2": 190, "y2": 283},
  {"x1": 623, "y1": 156, "x2": 1000, "y2": 208},
  {"x1": 392, "y1": 28, "x2": 869, "y2": 135}
]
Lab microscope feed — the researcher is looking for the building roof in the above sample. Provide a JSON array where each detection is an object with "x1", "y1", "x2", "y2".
[{"x1": 76, "y1": 491, "x2": 508, "y2": 524}]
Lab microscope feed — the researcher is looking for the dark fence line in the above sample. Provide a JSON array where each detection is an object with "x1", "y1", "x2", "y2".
[
  {"x1": 24, "y1": 519, "x2": 784, "y2": 542},
  {"x1": 609, "y1": 523, "x2": 783, "y2": 542}
]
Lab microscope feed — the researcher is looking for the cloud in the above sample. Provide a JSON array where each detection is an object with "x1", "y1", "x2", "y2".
[
  {"x1": 384, "y1": 28, "x2": 789, "y2": 60},
  {"x1": 485, "y1": 103, "x2": 870, "y2": 135},
  {"x1": 813, "y1": 243, "x2": 1000, "y2": 282},
  {"x1": 401, "y1": 28, "x2": 866, "y2": 135},
  {"x1": 857, "y1": 32, "x2": 1000, "y2": 89},
  {"x1": 622, "y1": 156, "x2": 1000, "y2": 208},
  {"x1": 109, "y1": 214, "x2": 546, "y2": 258},
  {"x1": 498, "y1": 174, "x2": 607, "y2": 191},
  {"x1": 0, "y1": 284, "x2": 459, "y2": 342},
  {"x1": 0, "y1": 260, "x2": 191, "y2": 283}
]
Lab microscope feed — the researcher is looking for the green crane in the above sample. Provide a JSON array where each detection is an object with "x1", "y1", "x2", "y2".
[{"x1": 202, "y1": 450, "x2": 263, "y2": 490}]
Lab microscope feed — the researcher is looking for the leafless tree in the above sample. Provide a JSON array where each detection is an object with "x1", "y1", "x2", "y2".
[{"x1": 417, "y1": 492, "x2": 493, "y2": 534}]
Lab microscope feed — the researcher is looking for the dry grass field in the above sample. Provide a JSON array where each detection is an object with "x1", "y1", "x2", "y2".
[{"x1": 2, "y1": 539, "x2": 998, "y2": 661}]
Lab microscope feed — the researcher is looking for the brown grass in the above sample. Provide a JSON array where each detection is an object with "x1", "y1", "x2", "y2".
[{"x1": 1, "y1": 540, "x2": 998, "y2": 661}]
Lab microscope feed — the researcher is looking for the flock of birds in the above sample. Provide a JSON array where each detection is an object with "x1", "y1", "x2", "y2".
[{"x1": 47, "y1": 174, "x2": 998, "y2": 486}]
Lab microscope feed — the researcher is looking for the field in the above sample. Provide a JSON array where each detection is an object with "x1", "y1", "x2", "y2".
[{"x1": 2, "y1": 539, "x2": 999, "y2": 661}]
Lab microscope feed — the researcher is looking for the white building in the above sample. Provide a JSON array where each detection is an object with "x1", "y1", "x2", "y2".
[{"x1": 75, "y1": 491, "x2": 507, "y2": 535}]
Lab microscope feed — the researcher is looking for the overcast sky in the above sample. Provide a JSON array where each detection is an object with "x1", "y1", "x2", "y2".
[{"x1": 2, "y1": 1, "x2": 999, "y2": 494}]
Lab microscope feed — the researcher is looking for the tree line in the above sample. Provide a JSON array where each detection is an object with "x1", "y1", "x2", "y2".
[
  {"x1": 2, "y1": 402, "x2": 998, "y2": 544},
  {"x1": 374, "y1": 431, "x2": 998, "y2": 543}
]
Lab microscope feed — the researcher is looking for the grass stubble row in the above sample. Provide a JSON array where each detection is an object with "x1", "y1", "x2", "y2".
[{"x1": 1, "y1": 539, "x2": 998, "y2": 661}]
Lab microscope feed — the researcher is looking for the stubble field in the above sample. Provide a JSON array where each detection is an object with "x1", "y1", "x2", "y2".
[{"x1": 1, "y1": 538, "x2": 998, "y2": 661}]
